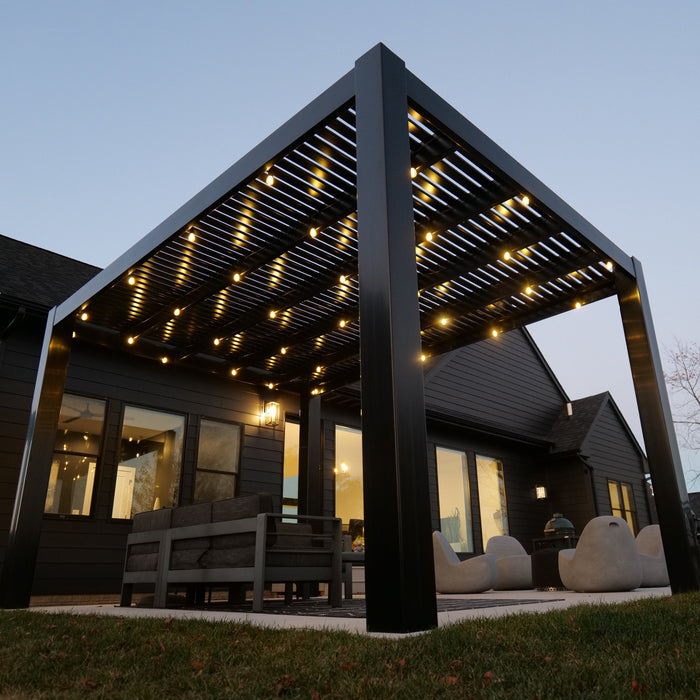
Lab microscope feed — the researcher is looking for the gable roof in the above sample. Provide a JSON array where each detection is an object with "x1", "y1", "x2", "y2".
[
  {"x1": 549, "y1": 391, "x2": 646, "y2": 461},
  {"x1": 0, "y1": 234, "x2": 100, "y2": 312}
]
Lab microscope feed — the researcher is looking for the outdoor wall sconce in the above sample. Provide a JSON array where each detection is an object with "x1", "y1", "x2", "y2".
[
  {"x1": 535, "y1": 485, "x2": 548, "y2": 500},
  {"x1": 263, "y1": 401, "x2": 280, "y2": 427}
]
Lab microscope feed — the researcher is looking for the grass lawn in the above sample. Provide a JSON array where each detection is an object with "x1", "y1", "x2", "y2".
[{"x1": 0, "y1": 593, "x2": 698, "y2": 699}]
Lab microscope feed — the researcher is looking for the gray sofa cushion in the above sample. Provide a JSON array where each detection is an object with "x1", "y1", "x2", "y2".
[
  {"x1": 125, "y1": 553, "x2": 159, "y2": 572},
  {"x1": 169, "y1": 502, "x2": 212, "y2": 569},
  {"x1": 126, "y1": 509, "x2": 173, "y2": 569},
  {"x1": 210, "y1": 493, "x2": 274, "y2": 550}
]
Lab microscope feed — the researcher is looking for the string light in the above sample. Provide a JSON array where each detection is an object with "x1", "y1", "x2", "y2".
[
  {"x1": 173, "y1": 308, "x2": 181, "y2": 317},
  {"x1": 127, "y1": 336, "x2": 135, "y2": 345},
  {"x1": 410, "y1": 167, "x2": 418, "y2": 179},
  {"x1": 80, "y1": 312, "x2": 88, "y2": 321},
  {"x1": 188, "y1": 231, "x2": 196, "y2": 243},
  {"x1": 503, "y1": 251, "x2": 511, "y2": 261},
  {"x1": 127, "y1": 276, "x2": 136, "y2": 286},
  {"x1": 309, "y1": 227, "x2": 318, "y2": 238},
  {"x1": 230, "y1": 369, "x2": 237, "y2": 376},
  {"x1": 605, "y1": 261, "x2": 614, "y2": 271},
  {"x1": 161, "y1": 356, "x2": 169, "y2": 364},
  {"x1": 280, "y1": 347, "x2": 287, "y2": 354},
  {"x1": 492, "y1": 329, "x2": 499, "y2": 338},
  {"x1": 522, "y1": 195, "x2": 530, "y2": 206},
  {"x1": 339, "y1": 274, "x2": 346, "y2": 284},
  {"x1": 440, "y1": 317, "x2": 448, "y2": 326},
  {"x1": 425, "y1": 232, "x2": 434, "y2": 242},
  {"x1": 265, "y1": 171, "x2": 275, "y2": 186},
  {"x1": 233, "y1": 272, "x2": 241, "y2": 282},
  {"x1": 269, "y1": 310, "x2": 277, "y2": 319},
  {"x1": 525, "y1": 286, "x2": 533, "y2": 295},
  {"x1": 213, "y1": 338, "x2": 221, "y2": 346},
  {"x1": 339, "y1": 319, "x2": 346, "y2": 328},
  {"x1": 575, "y1": 301, "x2": 583, "y2": 310}
]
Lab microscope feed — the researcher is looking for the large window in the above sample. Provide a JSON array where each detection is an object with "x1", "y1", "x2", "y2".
[
  {"x1": 193, "y1": 419, "x2": 241, "y2": 503},
  {"x1": 334, "y1": 425, "x2": 364, "y2": 530},
  {"x1": 112, "y1": 406, "x2": 184, "y2": 519},
  {"x1": 45, "y1": 394, "x2": 105, "y2": 516},
  {"x1": 476, "y1": 454, "x2": 509, "y2": 549},
  {"x1": 436, "y1": 446, "x2": 473, "y2": 552},
  {"x1": 608, "y1": 479, "x2": 638, "y2": 534},
  {"x1": 282, "y1": 421, "x2": 300, "y2": 516}
]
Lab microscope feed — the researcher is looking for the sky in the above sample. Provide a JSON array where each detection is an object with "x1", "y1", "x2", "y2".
[{"x1": 2, "y1": 1, "x2": 699, "y2": 485}]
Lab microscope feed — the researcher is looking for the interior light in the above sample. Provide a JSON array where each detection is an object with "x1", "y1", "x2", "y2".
[
  {"x1": 127, "y1": 276, "x2": 136, "y2": 286},
  {"x1": 213, "y1": 338, "x2": 221, "y2": 346},
  {"x1": 80, "y1": 312, "x2": 88, "y2": 321},
  {"x1": 340, "y1": 462, "x2": 349, "y2": 473},
  {"x1": 309, "y1": 227, "x2": 318, "y2": 238},
  {"x1": 522, "y1": 195, "x2": 530, "y2": 206},
  {"x1": 233, "y1": 272, "x2": 241, "y2": 282},
  {"x1": 127, "y1": 336, "x2": 135, "y2": 345},
  {"x1": 265, "y1": 171, "x2": 275, "y2": 186},
  {"x1": 161, "y1": 356, "x2": 169, "y2": 364},
  {"x1": 492, "y1": 329, "x2": 499, "y2": 338},
  {"x1": 311, "y1": 388, "x2": 320, "y2": 395},
  {"x1": 503, "y1": 251, "x2": 511, "y2": 261},
  {"x1": 269, "y1": 310, "x2": 277, "y2": 319},
  {"x1": 410, "y1": 167, "x2": 418, "y2": 179},
  {"x1": 173, "y1": 308, "x2": 181, "y2": 317}
]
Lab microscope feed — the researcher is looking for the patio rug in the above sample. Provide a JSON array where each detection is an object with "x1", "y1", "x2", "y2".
[{"x1": 193, "y1": 597, "x2": 562, "y2": 618}]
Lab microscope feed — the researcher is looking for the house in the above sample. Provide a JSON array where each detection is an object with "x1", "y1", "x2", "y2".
[{"x1": 0, "y1": 233, "x2": 654, "y2": 598}]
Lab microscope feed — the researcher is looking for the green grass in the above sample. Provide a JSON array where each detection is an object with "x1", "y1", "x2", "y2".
[{"x1": 0, "y1": 593, "x2": 698, "y2": 699}]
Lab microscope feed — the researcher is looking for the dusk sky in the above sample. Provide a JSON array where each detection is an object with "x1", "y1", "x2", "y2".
[{"x1": 2, "y1": 1, "x2": 699, "y2": 484}]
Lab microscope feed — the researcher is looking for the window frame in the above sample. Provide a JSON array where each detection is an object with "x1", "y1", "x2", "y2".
[
  {"x1": 475, "y1": 453, "x2": 509, "y2": 550},
  {"x1": 607, "y1": 478, "x2": 639, "y2": 534},
  {"x1": 192, "y1": 416, "x2": 243, "y2": 504},
  {"x1": 435, "y1": 444, "x2": 474, "y2": 553}
]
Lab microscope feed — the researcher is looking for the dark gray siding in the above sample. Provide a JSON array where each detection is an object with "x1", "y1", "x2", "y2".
[
  {"x1": 424, "y1": 330, "x2": 565, "y2": 440},
  {"x1": 582, "y1": 401, "x2": 651, "y2": 532},
  {"x1": 545, "y1": 458, "x2": 598, "y2": 535}
]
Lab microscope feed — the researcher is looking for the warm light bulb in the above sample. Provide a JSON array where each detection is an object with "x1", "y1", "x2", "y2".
[
  {"x1": 425, "y1": 231, "x2": 434, "y2": 242},
  {"x1": 188, "y1": 231, "x2": 196, "y2": 243},
  {"x1": 410, "y1": 167, "x2": 418, "y2": 179},
  {"x1": 233, "y1": 272, "x2": 241, "y2": 282},
  {"x1": 440, "y1": 317, "x2": 448, "y2": 326},
  {"x1": 522, "y1": 195, "x2": 530, "y2": 206},
  {"x1": 161, "y1": 356, "x2": 169, "y2": 364},
  {"x1": 174, "y1": 308, "x2": 181, "y2": 317},
  {"x1": 503, "y1": 251, "x2": 511, "y2": 261},
  {"x1": 213, "y1": 338, "x2": 221, "y2": 346},
  {"x1": 268, "y1": 382, "x2": 274, "y2": 390},
  {"x1": 127, "y1": 336, "x2": 135, "y2": 345},
  {"x1": 421, "y1": 354, "x2": 426, "y2": 362},
  {"x1": 525, "y1": 286, "x2": 533, "y2": 295},
  {"x1": 280, "y1": 347, "x2": 287, "y2": 355},
  {"x1": 80, "y1": 312, "x2": 88, "y2": 321},
  {"x1": 492, "y1": 329, "x2": 499, "y2": 337},
  {"x1": 339, "y1": 319, "x2": 346, "y2": 328},
  {"x1": 127, "y1": 276, "x2": 136, "y2": 286},
  {"x1": 309, "y1": 227, "x2": 318, "y2": 238},
  {"x1": 339, "y1": 274, "x2": 346, "y2": 284},
  {"x1": 230, "y1": 369, "x2": 237, "y2": 376},
  {"x1": 606, "y1": 261, "x2": 614, "y2": 271},
  {"x1": 269, "y1": 310, "x2": 277, "y2": 319},
  {"x1": 575, "y1": 301, "x2": 582, "y2": 309},
  {"x1": 265, "y1": 171, "x2": 275, "y2": 186}
]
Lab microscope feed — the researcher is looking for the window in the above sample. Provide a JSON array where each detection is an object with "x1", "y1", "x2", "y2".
[
  {"x1": 193, "y1": 419, "x2": 241, "y2": 503},
  {"x1": 436, "y1": 446, "x2": 473, "y2": 552},
  {"x1": 112, "y1": 406, "x2": 184, "y2": 519},
  {"x1": 476, "y1": 454, "x2": 509, "y2": 549},
  {"x1": 608, "y1": 479, "x2": 638, "y2": 534},
  {"x1": 334, "y1": 425, "x2": 364, "y2": 530},
  {"x1": 282, "y1": 421, "x2": 300, "y2": 515},
  {"x1": 44, "y1": 394, "x2": 105, "y2": 516}
]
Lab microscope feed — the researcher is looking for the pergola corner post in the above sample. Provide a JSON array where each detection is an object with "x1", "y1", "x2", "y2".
[
  {"x1": 617, "y1": 258, "x2": 700, "y2": 591},
  {"x1": 0, "y1": 308, "x2": 73, "y2": 608},
  {"x1": 355, "y1": 44, "x2": 437, "y2": 632}
]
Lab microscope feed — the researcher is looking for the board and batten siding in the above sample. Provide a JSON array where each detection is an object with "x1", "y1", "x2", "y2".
[
  {"x1": 581, "y1": 400, "x2": 651, "y2": 531},
  {"x1": 423, "y1": 330, "x2": 566, "y2": 440}
]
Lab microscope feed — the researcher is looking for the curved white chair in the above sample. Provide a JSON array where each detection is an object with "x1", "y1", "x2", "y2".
[
  {"x1": 432, "y1": 530, "x2": 497, "y2": 594},
  {"x1": 558, "y1": 516, "x2": 642, "y2": 592},
  {"x1": 636, "y1": 524, "x2": 670, "y2": 587},
  {"x1": 486, "y1": 535, "x2": 533, "y2": 589}
]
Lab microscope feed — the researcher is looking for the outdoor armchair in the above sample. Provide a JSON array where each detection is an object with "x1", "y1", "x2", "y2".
[
  {"x1": 485, "y1": 535, "x2": 533, "y2": 589},
  {"x1": 558, "y1": 516, "x2": 642, "y2": 592},
  {"x1": 432, "y1": 530, "x2": 497, "y2": 593},
  {"x1": 636, "y1": 524, "x2": 670, "y2": 587}
]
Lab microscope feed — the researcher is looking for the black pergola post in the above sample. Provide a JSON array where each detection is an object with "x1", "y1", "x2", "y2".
[
  {"x1": 355, "y1": 44, "x2": 437, "y2": 633},
  {"x1": 298, "y1": 390, "x2": 322, "y2": 516},
  {"x1": 0, "y1": 310, "x2": 73, "y2": 608},
  {"x1": 617, "y1": 259, "x2": 700, "y2": 591}
]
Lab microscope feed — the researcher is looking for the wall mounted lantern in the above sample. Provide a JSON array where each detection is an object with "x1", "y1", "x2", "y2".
[
  {"x1": 263, "y1": 401, "x2": 280, "y2": 427},
  {"x1": 535, "y1": 485, "x2": 548, "y2": 500}
]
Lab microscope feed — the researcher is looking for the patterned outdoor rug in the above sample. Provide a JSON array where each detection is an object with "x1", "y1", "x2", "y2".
[{"x1": 194, "y1": 597, "x2": 562, "y2": 618}]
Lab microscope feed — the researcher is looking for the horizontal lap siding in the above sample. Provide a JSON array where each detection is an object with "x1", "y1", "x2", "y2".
[
  {"x1": 29, "y1": 343, "x2": 294, "y2": 595},
  {"x1": 424, "y1": 330, "x2": 564, "y2": 439},
  {"x1": 583, "y1": 402, "x2": 651, "y2": 530},
  {"x1": 546, "y1": 459, "x2": 597, "y2": 535}
]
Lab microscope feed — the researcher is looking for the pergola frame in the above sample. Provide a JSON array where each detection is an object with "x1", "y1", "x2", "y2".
[{"x1": 1, "y1": 44, "x2": 698, "y2": 632}]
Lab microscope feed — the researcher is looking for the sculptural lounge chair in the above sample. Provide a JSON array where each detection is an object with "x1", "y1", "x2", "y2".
[
  {"x1": 432, "y1": 530, "x2": 497, "y2": 594},
  {"x1": 636, "y1": 524, "x2": 670, "y2": 587},
  {"x1": 485, "y1": 535, "x2": 533, "y2": 589},
  {"x1": 558, "y1": 516, "x2": 642, "y2": 592}
]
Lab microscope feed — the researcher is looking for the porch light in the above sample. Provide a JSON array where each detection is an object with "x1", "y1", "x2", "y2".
[
  {"x1": 267, "y1": 382, "x2": 275, "y2": 390},
  {"x1": 263, "y1": 401, "x2": 280, "y2": 427},
  {"x1": 535, "y1": 485, "x2": 548, "y2": 500},
  {"x1": 315, "y1": 365, "x2": 322, "y2": 373},
  {"x1": 421, "y1": 354, "x2": 427, "y2": 362}
]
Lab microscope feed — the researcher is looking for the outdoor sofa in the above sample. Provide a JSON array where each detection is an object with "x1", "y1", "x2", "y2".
[{"x1": 120, "y1": 493, "x2": 342, "y2": 612}]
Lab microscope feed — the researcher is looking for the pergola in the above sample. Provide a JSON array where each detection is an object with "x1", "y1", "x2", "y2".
[{"x1": 2, "y1": 44, "x2": 698, "y2": 632}]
